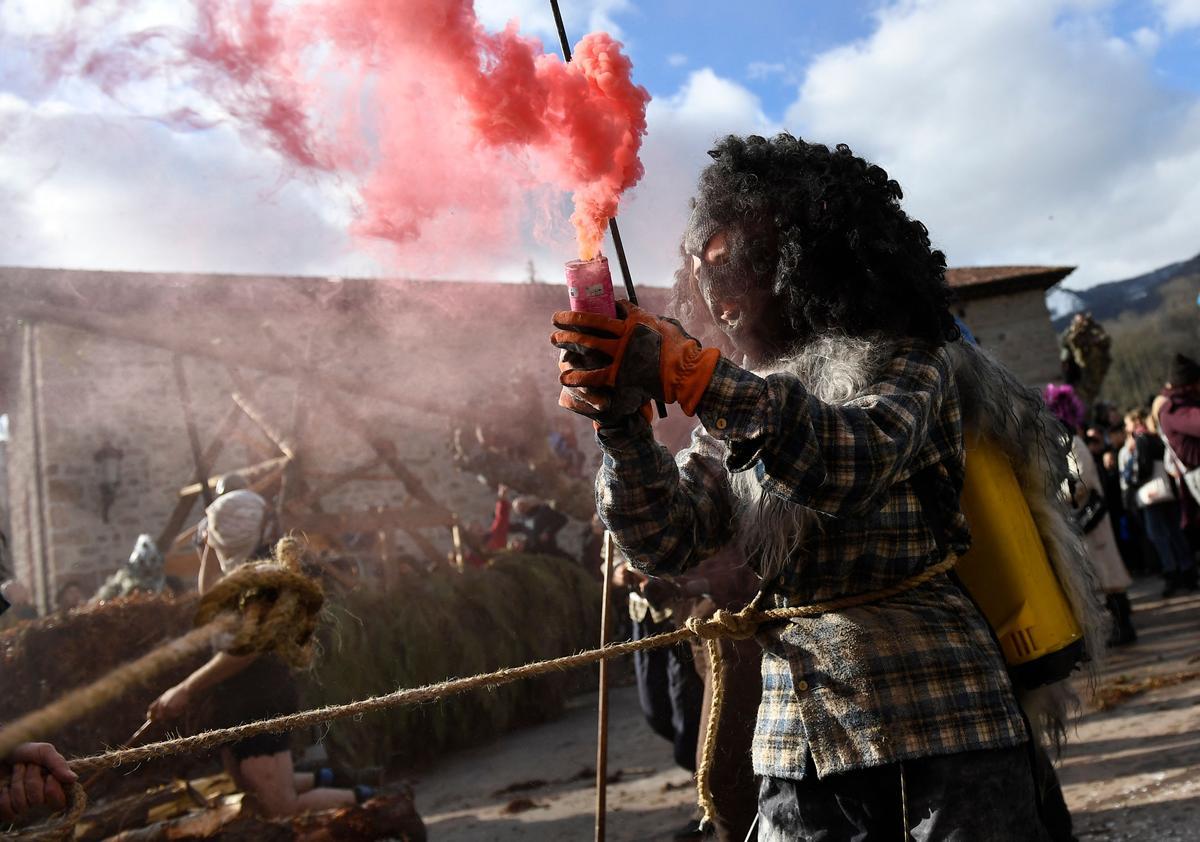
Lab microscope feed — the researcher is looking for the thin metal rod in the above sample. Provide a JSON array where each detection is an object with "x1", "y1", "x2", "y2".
[
  {"x1": 550, "y1": 0, "x2": 665, "y2": 416},
  {"x1": 606, "y1": 219, "x2": 638, "y2": 306},
  {"x1": 595, "y1": 531, "x2": 615, "y2": 842},
  {"x1": 549, "y1": 0, "x2": 637, "y2": 306},
  {"x1": 550, "y1": 0, "x2": 573, "y2": 61}
]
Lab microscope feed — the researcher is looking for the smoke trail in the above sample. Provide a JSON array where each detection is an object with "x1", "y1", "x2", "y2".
[{"x1": 18, "y1": 0, "x2": 650, "y2": 264}]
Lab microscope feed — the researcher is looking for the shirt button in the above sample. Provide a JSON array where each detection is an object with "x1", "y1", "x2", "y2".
[
  {"x1": 715, "y1": 418, "x2": 728, "y2": 430},
  {"x1": 796, "y1": 680, "x2": 809, "y2": 691}
]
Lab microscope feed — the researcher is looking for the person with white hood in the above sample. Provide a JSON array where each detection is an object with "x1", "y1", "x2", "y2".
[{"x1": 148, "y1": 490, "x2": 369, "y2": 815}]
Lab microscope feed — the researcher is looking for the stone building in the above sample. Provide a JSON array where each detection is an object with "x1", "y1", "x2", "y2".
[
  {"x1": 0, "y1": 264, "x2": 1066, "y2": 614},
  {"x1": 947, "y1": 265, "x2": 1074, "y2": 387}
]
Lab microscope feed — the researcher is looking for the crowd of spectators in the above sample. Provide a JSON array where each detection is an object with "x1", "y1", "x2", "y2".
[{"x1": 1051, "y1": 353, "x2": 1200, "y2": 613}]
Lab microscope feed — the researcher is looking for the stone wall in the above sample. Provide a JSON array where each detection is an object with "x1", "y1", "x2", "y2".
[
  {"x1": 955, "y1": 289, "x2": 1062, "y2": 387},
  {"x1": 4, "y1": 317, "x2": 594, "y2": 613},
  {"x1": 9, "y1": 322, "x2": 217, "y2": 609}
]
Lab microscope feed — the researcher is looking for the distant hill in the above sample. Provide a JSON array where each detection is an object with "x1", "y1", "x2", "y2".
[
  {"x1": 1050, "y1": 252, "x2": 1200, "y2": 330},
  {"x1": 1059, "y1": 254, "x2": 1200, "y2": 410}
]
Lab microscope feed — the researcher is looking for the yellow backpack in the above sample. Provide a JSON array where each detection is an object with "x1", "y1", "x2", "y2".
[{"x1": 954, "y1": 431, "x2": 1085, "y2": 689}]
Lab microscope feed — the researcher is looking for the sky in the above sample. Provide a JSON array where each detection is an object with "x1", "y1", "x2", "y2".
[{"x1": 2, "y1": 0, "x2": 1200, "y2": 290}]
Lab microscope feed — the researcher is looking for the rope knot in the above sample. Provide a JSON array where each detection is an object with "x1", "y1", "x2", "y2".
[
  {"x1": 194, "y1": 537, "x2": 324, "y2": 668},
  {"x1": 686, "y1": 607, "x2": 760, "y2": 642}
]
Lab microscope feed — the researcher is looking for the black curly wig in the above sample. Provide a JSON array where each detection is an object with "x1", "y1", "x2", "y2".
[{"x1": 671, "y1": 133, "x2": 958, "y2": 352}]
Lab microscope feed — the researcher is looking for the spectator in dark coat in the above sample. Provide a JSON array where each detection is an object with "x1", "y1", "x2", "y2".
[
  {"x1": 1128, "y1": 407, "x2": 1197, "y2": 596},
  {"x1": 509, "y1": 496, "x2": 568, "y2": 557},
  {"x1": 1158, "y1": 353, "x2": 1200, "y2": 550}
]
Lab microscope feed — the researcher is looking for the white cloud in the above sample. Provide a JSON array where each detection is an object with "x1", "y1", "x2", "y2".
[
  {"x1": 785, "y1": 0, "x2": 1200, "y2": 288},
  {"x1": 746, "y1": 61, "x2": 788, "y2": 80},
  {"x1": 612, "y1": 69, "x2": 778, "y2": 286},
  {"x1": 0, "y1": 0, "x2": 650, "y2": 282},
  {"x1": 585, "y1": 0, "x2": 634, "y2": 40},
  {"x1": 1154, "y1": 0, "x2": 1200, "y2": 32},
  {"x1": 0, "y1": 96, "x2": 384, "y2": 277},
  {"x1": 667, "y1": 53, "x2": 688, "y2": 67},
  {"x1": 474, "y1": 0, "x2": 630, "y2": 45},
  {"x1": 0, "y1": 26, "x2": 777, "y2": 285},
  {"x1": 1131, "y1": 26, "x2": 1162, "y2": 51}
]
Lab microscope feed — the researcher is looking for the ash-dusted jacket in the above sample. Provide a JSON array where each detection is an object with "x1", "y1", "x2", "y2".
[{"x1": 595, "y1": 344, "x2": 1026, "y2": 780}]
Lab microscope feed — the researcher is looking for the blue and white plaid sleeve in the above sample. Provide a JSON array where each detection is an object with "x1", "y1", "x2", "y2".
[
  {"x1": 593, "y1": 418, "x2": 736, "y2": 576},
  {"x1": 593, "y1": 347, "x2": 948, "y2": 573},
  {"x1": 696, "y1": 351, "x2": 947, "y2": 518}
]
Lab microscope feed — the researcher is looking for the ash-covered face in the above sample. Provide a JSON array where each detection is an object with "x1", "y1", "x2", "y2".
[{"x1": 685, "y1": 225, "x2": 791, "y2": 367}]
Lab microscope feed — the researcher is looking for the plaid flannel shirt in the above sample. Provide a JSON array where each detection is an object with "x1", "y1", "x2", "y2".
[{"x1": 595, "y1": 343, "x2": 1027, "y2": 780}]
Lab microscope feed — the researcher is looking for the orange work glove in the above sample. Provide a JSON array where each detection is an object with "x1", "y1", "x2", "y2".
[{"x1": 551, "y1": 301, "x2": 721, "y2": 419}]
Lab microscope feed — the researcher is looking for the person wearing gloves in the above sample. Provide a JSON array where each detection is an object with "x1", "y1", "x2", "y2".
[{"x1": 552, "y1": 134, "x2": 1053, "y2": 840}]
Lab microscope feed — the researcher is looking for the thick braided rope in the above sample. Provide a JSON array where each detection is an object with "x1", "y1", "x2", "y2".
[
  {"x1": 685, "y1": 553, "x2": 958, "y2": 829},
  {"x1": 0, "y1": 615, "x2": 240, "y2": 762},
  {"x1": 16, "y1": 783, "x2": 87, "y2": 842},
  {"x1": 67, "y1": 556, "x2": 957, "y2": 776},
  {"x1": 0, "y1": 564, "x2": 320, "y2": 762},
  {"x1": 67, "y1": 626, "x2": 696, "y2": 774},
  {"x1": 1, "y1": 543, "x2": 323, "y2": 840},
  {"x1": 16, "y1": 553, "x2": 957, "y2": 837}
]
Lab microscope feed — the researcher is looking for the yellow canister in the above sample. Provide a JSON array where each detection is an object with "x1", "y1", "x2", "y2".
[{"x1": 955, "y1": 432, "x2": 1084, "y2": 687}]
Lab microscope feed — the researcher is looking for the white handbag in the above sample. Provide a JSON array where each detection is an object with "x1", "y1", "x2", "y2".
[
  {"x1": 1164, "y1": 438, "x2": 1200, "y2": 506},
  {"x1": 1136, "y1": 460, "x2": 1177, "y2": 508}
]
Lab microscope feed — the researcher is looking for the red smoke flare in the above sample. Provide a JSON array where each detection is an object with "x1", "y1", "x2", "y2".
[{"x1": 31, "y1": 0, "x2": 651, "y2": 264}]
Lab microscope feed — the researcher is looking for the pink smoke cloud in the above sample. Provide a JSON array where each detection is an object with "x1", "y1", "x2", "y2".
[{"x1": 26, "y1": 0, "x2": 651, "y2": 264}]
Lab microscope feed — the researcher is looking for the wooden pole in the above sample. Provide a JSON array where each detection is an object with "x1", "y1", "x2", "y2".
[
  {"x1": 155, "y1": 391, "x2": 250, "y2": 550},
  {"x1": 595, "y1": 531, "x2": 615, "y2": 842},
  {"x1": 451, "y1": 524, "x2": 465, "y2": 571},
  {"x1": 278, "y1": 337, "x2": 315, "y2": 530},
  {"x1": 231, "y1": 392, "x2": 296, "y2": 460},
  {"x1": 281, "y1": 458, "x2": 381, "y2": 513},
  {"x1": 177, "y1": 456, "x2": 290, "y2": 498},
  {"x1": 318, "y1": 389, "x2": 451, "y2": 567}
]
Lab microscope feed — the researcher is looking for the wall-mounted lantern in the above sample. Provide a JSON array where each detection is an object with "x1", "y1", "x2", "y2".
[{"x1": 93, "y1": 440, "x2": 124, "y2": 523}]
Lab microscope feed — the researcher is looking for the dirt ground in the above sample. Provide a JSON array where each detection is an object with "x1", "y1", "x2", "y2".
[
  {"x1": 1058, "y1": 579, "x2": 1200, "y2": 841},
  {"x1": 413, "y1": 578, "x2": 1200, "y2": 841}
]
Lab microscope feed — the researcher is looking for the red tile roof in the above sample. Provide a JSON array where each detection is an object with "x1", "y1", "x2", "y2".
[{"x1": 945, "y1": 266, "x2": 1074, "y2": 301}]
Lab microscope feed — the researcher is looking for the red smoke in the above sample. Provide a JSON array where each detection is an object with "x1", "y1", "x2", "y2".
[{"x1": 36, "y1": 0, "x2": 651, "y2": 264}]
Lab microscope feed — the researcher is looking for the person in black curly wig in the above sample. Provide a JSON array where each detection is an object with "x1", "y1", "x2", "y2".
[
  {"x1": 671, "y1": 133, "x2": 957, "y2": 363},
  {"x1": 552, "y1": 133, "x2": 1052, "y2": 841}
]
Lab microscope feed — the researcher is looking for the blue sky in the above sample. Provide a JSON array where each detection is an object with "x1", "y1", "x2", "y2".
[
  {"x1": 3, "y1": 0, "x2": 1200, "y2": 289},
  {"x1": 605, "y1": 0, "x2": 879, "y2": 118},
  {"x1": 592, "y1": 1, "x2": 1200, "y2": 117},
  {"x1": 491, "y1": 1, "x2": 883, "y2": 120}
]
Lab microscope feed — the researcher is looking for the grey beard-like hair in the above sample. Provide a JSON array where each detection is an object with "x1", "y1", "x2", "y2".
[
  {"x1": 946, "y1": 341, "x2": 1109, "y2": 752},
  {"x1": 946, "y1": 341, "x2": 1109, "y2": 680},
  {"x1": 727, "y1": 337, "x2": 1107, "y2": 751},
  {"x1": 729, "y1": 333, "x2": 898, "y2": 582}
]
